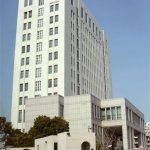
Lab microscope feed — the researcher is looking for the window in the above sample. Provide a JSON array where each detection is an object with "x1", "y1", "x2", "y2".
[
  {"x1": 55, "y1": 27, "x2": 58, "y2": 34},
  {"x1": 39, "y1": 0, "x2": 44, "y2": 6},
  {"x1": 106, "y1": 108, "x2": 111, "y2": 120},
  {"x1": 20, "y1": 71, "x2": 24, "y2": 78},
  {"x1": 49, "y1": 28, "x2": 53, "y2": 35},
  {"x1": 22, "y1": 46, "x2": 25, "y2": 53},
  {"x1": 48, "y1": 66, "x2": 52, "y2": 74},
  {"x1": 24, "y1": 12, "x2": 27, "y2": 19},
  {"x1": 22, "y1": 34, "x2": 26, "y2": 42},
  {"x1": 55, "y1": 4, "x2": 59, "y2": 11},
  {"x1": 49, "y1": 53, "x2": 52, "y2": 60},
  {"x1": 23, "y1": 110, "x2": 25, "y2": 122},
  {"x1": 71, "y1": 0, "x2": 73, "y2": 5},
  {"x1": 50, "y1": 5, "x2": 54, "y2": 12},
  {"x1": 29, "y1": 0, "x2": 32, "y2": 5},
  {"x1": 26, "y1": 57, "x2": 30, "y2": 65},
  {"x1": 93, "y1": 23, "x2": 95, "y2": 32},
  {"x1": 37, "y1": 30, "x2": 43, "y2": 39},
  {"x1": 35, "y1": 68, "x2": 42, "y2": 78},
  {"x1": 54, "y1": 78, "x2": 58, "y2": 87},
  {"x1": 54, "y1": 51, "x2": 58, "y2": 59},
  {"x1": 29, "y1": 11, "x2": 32, "y2": 18},
  {"x1": 54, "y1": 65, "x2": 58, "y2": 73},
  {"x1": 54, "y1": 143, "x2": 58, "y2": 150},
  {"x1": 24, "y1": 0, "x2": 28, "y2": 7},
  {"x1": 49, "y1": 40, "x2": 53, "y2": 48},
  {"x1": 96, "y1": 27, "x2": 98, "y2": 36},
  {"x1": 23, "y1": 23, "x2": 27, "y2": 30},
  {"x1": 38, "y1": 8, "x2": 44, "y2": 16},
  {"x1": 81, "y1": 7, "x2": 83, "y2": 18},
  {"x1": 35, "y1": 81, "x2": 41, "y2": 91},
  {"x1": 24, "y1": 96, "x2": 28, "y2": 104},
  {"x1": 27, "y1": 45, "x2": 30, "y2": 52},
  {"x1": 20, "y1": 84, "x2": 23, "y2": 92},
  {"x1": 37, "y1": 19, "x2": 43, "y2": 28},
  {"x1": 25, "y1": 83, "x2": 28, "y2": 91},
  {"x1": 21, "y1": 58, "x2": 25, "y2": 66},
  {"x1": 54, "y1": 39, "x2": 58, "y2": 47},
  {"x1": 111, "y1": 107, "x2": 116, "y2": 120},
  {"x1": 18, "y1": 110, "x2": 22, "y2": 123},
  {"x1": 85, "y1": 12, "x2": 87, "y2": 23},
  {"x1": 89, "y1": 18, "x2": 91, "y2": 28},
  {"x1": 36, "y1": 42, "x2": 42, "y2": 52},
  {"x1": 48, "y1": 79, "x2": 52, "y2": 88},
  {"x1": 101, "y1": 109, "x2": 105, "y2": 120},
  {"x1": 28, "y1": 22, "x2": 31, "y2": 29},
  {"x1": 55, "y1": 15, "x2": 59, "y2": 22},
  {"x1": 50, "y1": 16, "x2": 53, "y2": 24},
  {"x1": 36, "y1": 55, "x2": 42, "y2": 64},
  {"x1": 59, "y1": 104, "x2": 64, "y2": 117},
  {"x1": 27, "y1": 33, "x2": 31, "y2": 40},
  {"x1": 19, "y1": 97, "x2": 23, "y2": 105},
  {"x1": 117, "y1": 106, "x2": 121, "y2": 120},
  {"x1": 25, "y1": 70, "x2": 29, "y2": 78}
]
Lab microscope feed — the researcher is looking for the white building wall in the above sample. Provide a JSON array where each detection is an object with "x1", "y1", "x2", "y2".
[
  {"x1": 25, "y1": 95, "x2": 64, "y2": 132},
  {"x1": 64, "y1": 94, "x2": 102, "y2": 139},
  {"x1": 35, "y1": 132, "x2": 96, "y2": 150},
  {"x1": 101, "y1": 98, "x2": 146, "y2": 149},
  {"x1": 11, "y1": 0, "x2": 112, "y2": 131}
]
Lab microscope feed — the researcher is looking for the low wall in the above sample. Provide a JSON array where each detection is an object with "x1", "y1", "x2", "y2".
[{"x1": 5, "y1": 147, "x2": 34, "y2": 150}]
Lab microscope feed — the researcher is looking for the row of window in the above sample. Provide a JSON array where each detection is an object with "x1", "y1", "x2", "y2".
[
  {"x1": 20, "y1": 79, "x2": 58, "y2": 92},
  {"x1": 48, "y1": 78, "x2": 58, "y2": 88},
  {"x1": 37, "y1": 3, "x2": 59, "y2": 17},
  {"x1": 19, "y1": 96, "x2": 28, "y2": 105},
  {"x1": 22, "y1": 45, "x2": 30, "y2": 53},
  {"x1": 49, "y1": 27, "x2": 58, "y2": 35},
  {"x1": 81, "y1": 7, "x2": 100, "y2": 37},
  {"x1": 20, "y1": 70, "x2": 29, "y2": 78},
  {"x1": 34, "y1": 78, "x2": 58, "y2": 92},
  {"x1": 22, "y1": 40, "x2": 58, "y2": 54},
  {"x1": 49, "y1": 39, "x2": 58, "y2": 47},
  {"x1": 20, "y1": 83, "x2": 28, "y2": 92},
  {"x1": 101, "y1": 107, "x2": 121, "y2": 121},
  {"x1": 49, "y1": 52, "x2": 58, "y2": 60},
  {"x1": 23, "y1": 22, "x2": 31, "y2": 30},
  {"x1": 48, "y1": 65, "x2": 58, "y2": 74},
  {"x1": 18, "y1": 110, "x2": 25, "y2": 123},
  {"x1": 22, "y1": 31, "x2": 59, "y2": 42},
  {"x1": 38, "y1": 7, "x2": 44, "y2": 16},
  {"x1": 22, "y1": 33, "x2": 31, "y2": 42},
  {"x1": 24, "y1": 0, "x2": 33, "y2": 7},
  {"x1": 20, "y1": 65, "x2": 58, "y2": 82},
  {"x1": 50, "y1": 15, "x2": 59, "y2": 23},
  {"x1": 21, "y1": 57, "x2": 29, "y2": 66},
  {"x1": 24, "y1": 11, "x2": 32, "y2": 19},
  {"x1": 50, "y1": 4, "x2": 59, "y2": 12},
  {"x1": 20, "y1": 52, "x2": 58, "y2": 66},
  {"x1": 39, "y1": 0, "x2": 44, "y2": 6}
]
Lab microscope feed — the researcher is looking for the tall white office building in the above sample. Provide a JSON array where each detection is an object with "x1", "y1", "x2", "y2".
[{"x1": 11, "y1": 0, "x2": 112, "y2": 130}]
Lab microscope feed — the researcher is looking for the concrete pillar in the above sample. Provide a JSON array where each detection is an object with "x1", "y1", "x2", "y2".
[
  {"x1": 132, "y1": 128, "x2": 135, "y2": 148},
  {"x1": 122, "y1": 125, "x2": 128, "y2": 149}
]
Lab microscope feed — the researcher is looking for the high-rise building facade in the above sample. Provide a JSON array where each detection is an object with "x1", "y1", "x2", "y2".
[{"x1": 11, "y1": 0, "x2": 112, "y2": 130}]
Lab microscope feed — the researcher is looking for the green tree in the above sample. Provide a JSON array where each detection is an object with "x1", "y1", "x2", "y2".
[
  {"x1": 0, "y1": 116, "x2": 69, "y2": 147},
  {"x1": 29, "y1": 116, "x2": 69, "y2": 139}
]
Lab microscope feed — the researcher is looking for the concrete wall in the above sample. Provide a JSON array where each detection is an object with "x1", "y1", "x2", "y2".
[
  {"x1": 35, "y1": 132, "x2": 96, "y2": 150},
  {"x1": 25, "y1": 95, "x2": 64, "y2": 131}
]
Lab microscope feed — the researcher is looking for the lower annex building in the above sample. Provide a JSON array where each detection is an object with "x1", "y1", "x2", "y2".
[{"x1": 25, "y1": 94, "x2": 146, "y2": 150}]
